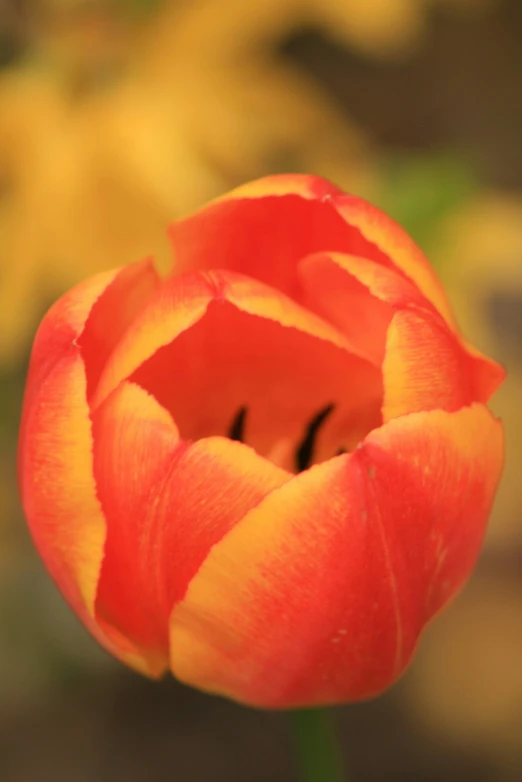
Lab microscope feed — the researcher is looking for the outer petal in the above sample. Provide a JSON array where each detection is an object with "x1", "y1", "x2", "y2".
[
  {"x1": 383, "y1": 309, "x2": 478, "y2": 419},
  {"x1": 170, "y1": 173, "x2": 454, "y2": 330},
  {"x1": 92, "y1": 381, "x2": 290, "y2": 666},
  {"x1": 78, "y1": 259, "x2": 160, "y2": 400},
  {"x1": 333, "y1": 193, "x2": 456, "y2": 327},
  {"x1": 18, "y1": 261, "x2": 160, "y2": 674},
  {"x1": 169, "y1": 175, "x2": 403, "y2": 303},
  {"x1": 298, "y1": 251, "x2": 424, "y2": 366},
  {"x1": 169, "y1": 404, "x2": 503, "y2": 708},
  {"x1": 299, "y1": 252, "x2": 505, "y2": 418},
  {"x1": 92, "y1": 271, "x2": 213, "y2": 408},
  {"x1": 92, "y1": 381, "x2": 182, "y2": 673},
  {"x1": 208, "y1": 174, "x2": 338, "y2": 202}
]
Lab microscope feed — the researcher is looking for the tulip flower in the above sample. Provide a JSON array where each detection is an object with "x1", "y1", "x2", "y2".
[{"x1": 19, "y1": 174, "x2": 504, "y2": 709}]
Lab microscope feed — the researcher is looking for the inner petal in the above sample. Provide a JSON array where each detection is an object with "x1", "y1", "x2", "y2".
[
  {"x1": 297, "y1": 251, "x2": 504, "y2": 419},
  {"x1": 131, "y1": 300, "x2": 383, "y2": 471},
  {"x1": 298, "y1": 252, "x2": 394, "y2": 367},
  {"x1": 170, "y1": 189, "x2": 395, "y2": 303}
]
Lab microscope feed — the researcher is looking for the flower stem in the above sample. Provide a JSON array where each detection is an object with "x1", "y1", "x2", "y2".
[{"x1": 290, "y1": 707, "x2": 346, "y2": 782}]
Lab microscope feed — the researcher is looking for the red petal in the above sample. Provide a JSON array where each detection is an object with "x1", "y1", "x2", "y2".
[
  {"x1": 333, "y1": 193, "x2": 457, "y2": 327},
  {"x1": 169, "y1": 175, "x2": 400, "y2": 303},
  {"x1": 94, "y1": 269, "x2": 382, "y2": 462},
  {"x1": 169, "y1": 404, "x2": 503, "y2": 708},
  {"x1": 169, "y1": 174, "x2": 456, "y2": 331},
  {"x1": 92, "y1": 381, "x2": 289, "y2": 661},
  {"x1": 299, "y1": 252, "x2": 505, "y2": 417},
  {"x1": 298, "y1": 251, "x2": 425, "y2": 366},
  {"x1": 18, "y1": 265, "x2": 160, "y2": 675},
  {"x1": 79, "y1": 259, "x2": 160, "y2": 400},
  {"x1": 382, "y1": 309, "x2": 503, "y2": 419},
  {"x1": 170, "y1": 177, "x2": 504, "y2": 413},
  {"x1": 92, "y1": 381, "x2": 182, "y2": 669}
]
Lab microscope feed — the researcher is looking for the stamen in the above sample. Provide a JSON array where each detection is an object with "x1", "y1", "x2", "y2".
[
  {"x1": 295, "y1": 403, "x2": 335, "y2": 472},
  {"x1": 228, "y1": 406, "x2": 247, "y2": 442}
]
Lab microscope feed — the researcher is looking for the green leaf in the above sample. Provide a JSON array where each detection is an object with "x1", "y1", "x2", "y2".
[{"x1": 375, "y1": 152, "x2": 478, "y2": 260}]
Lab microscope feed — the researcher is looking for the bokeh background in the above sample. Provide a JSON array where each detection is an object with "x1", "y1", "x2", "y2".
[{"x1": 1, "y1": 0, "x2": 521, "y2": 780}]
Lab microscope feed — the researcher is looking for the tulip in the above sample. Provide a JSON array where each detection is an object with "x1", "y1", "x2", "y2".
[{"x1": 19, "y1": 174, "x2": 504, "y2": 709}]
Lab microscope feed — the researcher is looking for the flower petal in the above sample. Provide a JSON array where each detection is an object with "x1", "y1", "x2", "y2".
[
  {"x1": 92, "y1": 380, "x2": 290, "y2": 665},
  {"x1": 94, "y1": 266, "x2": 366, "y2": 403},
  {"x1": 169, "y1": 404, "x2": 503, "y2": 708},
  {"x1": 333, "y1": 194, "x2": 456, "y2": 327},
  {"x1": 169, "y1": 174, "x2": 400, "y2": 302},
  {"x1": 363, "y1": 405, "x2": 503, "y2": 620},
  {"x1": 208, "y1": 174, "x2": 340, "y2": 202},
  {"x1": 382, "y1": 309, "x2": 476, "y2": 419},
  {"x1": 92, "y1": 271, "x2": 213, "y2": 408},
  {"x1": 299, "y1": 252, "x2": 505, "y2": 418},
  {"x1": 298, "y1": 251, "x2": 424, "y2": 366},
  {"x1": 170, "y1": 174, "x2": 455, "y2": 331},
  {"x1": 382, "y1": 308, "x2": 505, "y2": 420},
  {"x1": 78, "y1": 259, "x2": 160, "y2": 400},
  {"x1": 92, "y1": 381, "x2": 182, "y2": 672},
  {"x1": 94, "y1": 269, "x2": 382, "y2": 461},
  {"x1": 18, "y1": 264, "x2": 160, "y2": 675}
]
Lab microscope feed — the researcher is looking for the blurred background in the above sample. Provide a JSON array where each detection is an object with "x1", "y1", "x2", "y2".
[{"x1": 0, "y1": 0, "x2": 521, "y2": 780}]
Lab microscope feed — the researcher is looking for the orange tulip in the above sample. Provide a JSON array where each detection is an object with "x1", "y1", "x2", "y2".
[{"x1": 19, "y1": 174, "x2": 504, "y2": 708}]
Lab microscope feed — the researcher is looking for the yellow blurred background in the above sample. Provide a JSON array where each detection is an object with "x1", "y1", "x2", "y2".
[{"x1": 1, "y1": 1, "x2": 521, "y2": 780}]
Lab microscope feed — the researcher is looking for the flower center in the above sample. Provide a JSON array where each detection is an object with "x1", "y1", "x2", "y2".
[
  {"x1": 228, "y1": 403, "x2": 338, "y2": 472},
  {"x1": 130, "y1": 295, "x2": 383, "y2": 474}
]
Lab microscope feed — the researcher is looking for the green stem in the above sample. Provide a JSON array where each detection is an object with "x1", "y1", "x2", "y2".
[{"x1": 290, "y1": 707, "x2": 346, "y2": 782}]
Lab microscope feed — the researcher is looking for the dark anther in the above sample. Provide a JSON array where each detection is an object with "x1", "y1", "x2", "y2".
[
  {"x1": 295, "y1": 403, "x2": 335, "y2": 472},
  {"x1": 228, "y1": 406, "x2": 248, "y2": 442}
]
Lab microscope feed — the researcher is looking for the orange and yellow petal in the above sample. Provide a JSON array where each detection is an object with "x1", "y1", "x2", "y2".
[
  {"x1": 460, "y1": 337, "x2": 506, "y2": 404},
  {"x1": 19, "y1": 267, "x2": 127, "y2": 609},
  {"x1": 18, "y1": 271, "x2": 156, "y2": 674},
  {"x1": 382, "y1": 309, "x2": 505, "y2": 420},
  {"x1": 93, "y1": 268, "x2": 381, "y2": 460},
  {"x1": 333, "y1": 193, "x2": 456, "y2": 328},
  {"x1": 169, "y1": 175, "x2": 404, "y2": 302},
  {"x1": 125, "y1": 270, "x2": 380, "y2": 460},
  {"x1": 92, "y1": 381, "x2": 182, "y2": 671},
  {"x1": 78, "y1": 258, "x2": 160, "y2": 400},
  {"x1": 19, "y1": 269, "x2": 121, "y2": 414},
  {"x1": 362, "y1": 404, "x2": 503, "y2": 620},
  {"x1": 94, "y1": 266, "x2": 357, "y2": 403},
  {"x1": 298, "y1": 252, "x2": 504, "y2": 418},
  {"x1": 170, "y1": 174, "x2": 460, "y2": 339},
  {"x1": 92, "y1": 379, "x2": 290, "y2": 663},
  {"x1": 207, "y1": 173, "x2": 341, "y2": 203},
  {"x1": 169, "y1": 404, "x2": 503, "y2": 709},
  {"x1": 92, "y1": 270, "x2": 214, "y2": 408},
  {"x1": 298, "y1": 251, "x2": 426, "y2": 366}
]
